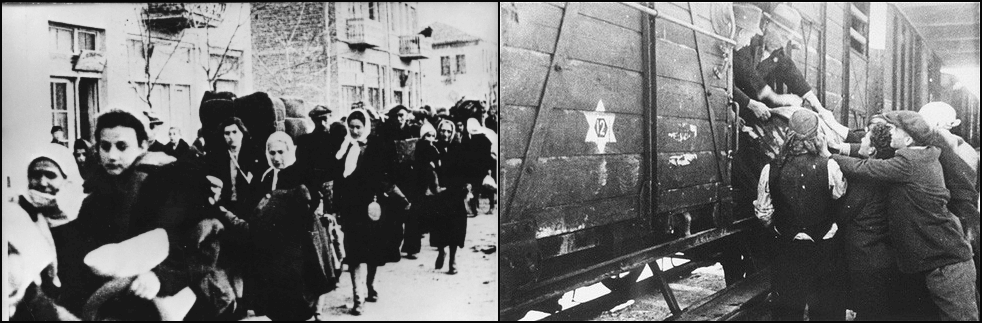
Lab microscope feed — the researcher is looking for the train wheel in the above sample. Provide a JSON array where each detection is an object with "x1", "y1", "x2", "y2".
[{"x1": 600, "y1": 267, "x2": 645, "y2": 292}]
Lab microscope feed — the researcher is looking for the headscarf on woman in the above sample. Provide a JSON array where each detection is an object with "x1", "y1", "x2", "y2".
[
  {"x1": 5, "y1": 143, "x2": 88, "y2": 319},
  {"x1": 19, "y1": 143, "x2": 87, "y2": 227},
  {"x1": 436, "y1": 119, "x2": 457, "y2": 145},
  {"x1": 773, "y1": 109, "x2": 826, "y2": 172},
  {"x1": 261, "y1": 131, "x2": 297, "y2": 190},
  {"x1": 419, "y1": 121, "x2": 436, "y2": 141},
  {"x1": 337, "y1": 109, "x2": 373, "y2": 178}
]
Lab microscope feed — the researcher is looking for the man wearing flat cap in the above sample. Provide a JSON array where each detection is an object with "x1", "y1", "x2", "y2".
[
  {"x1": 295, "y1": 104, "x2": 348, "y2": 209},
  {"x1": 831, "y1": 111, "x2": 979, "y2": 321}
]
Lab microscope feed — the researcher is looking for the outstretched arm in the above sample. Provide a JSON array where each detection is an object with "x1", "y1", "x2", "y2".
[{"x1": 831, "y1": 153, "x2": 913, "y2": 183}]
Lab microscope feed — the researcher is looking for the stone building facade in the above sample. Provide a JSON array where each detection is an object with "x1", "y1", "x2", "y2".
[
  {"x1": 421, "y1": 22, "x2": 498, "y2": 111},
  {"x1": 251, "y1": 2, "x2": 428, "y2": 120}
]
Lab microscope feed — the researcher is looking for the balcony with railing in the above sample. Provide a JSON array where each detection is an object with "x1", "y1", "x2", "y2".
[
  {"x1": 399, "y1": 35, "x2": 431, "y2": 60},
  {"x1": 144, "y1": 3, "x2": 226, "y2": 30},
  {"x1": 344, "y1": 18, "x2": 385, "y2": 48}
]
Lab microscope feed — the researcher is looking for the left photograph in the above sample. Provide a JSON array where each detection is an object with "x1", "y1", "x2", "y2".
[{"x1": 2, "y1": 2, "x2": 499, "y2": 321}]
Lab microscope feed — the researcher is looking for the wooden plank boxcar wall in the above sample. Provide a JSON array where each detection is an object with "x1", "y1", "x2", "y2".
[
  {"x1": 501, "y1": 2, "x2": 739, "y2": 317},
  {"x1": 500, "y1": 1, "x2": 953, "y2": 319},
  {"x1": 501, "y1": 3, "x2": 650, "y2": 302}
]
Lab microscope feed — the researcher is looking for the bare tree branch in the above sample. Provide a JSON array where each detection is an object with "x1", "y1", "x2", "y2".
[
  {"x1": 211, "y1": 4, "x2": 245, "y2": 84},
  {"x1": 286, "y1": 2, "x2": 307, "y2": 49},
  {"x1": 127, "y1": 81, "x2": 151, "y2": 106},
  {"x1": 254, "y1": 56, "x2": 285, "y2": 89},
  {"x1": 150, "y1": 29, "x2": 188, "y2": 86}
]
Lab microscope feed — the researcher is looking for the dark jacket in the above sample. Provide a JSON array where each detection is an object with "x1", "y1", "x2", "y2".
[
  {"x1": 334, "y1": 136, "x2": 408, "y2": 265},
  {"x1": 206, "y1": 147, "x2": 265, "y2": 214},
  {"x1": 164, "y1": 139, "x2": 191, "y2": 159},
  {"x1": 250, "y1": 185, "x2": 333, "y2": 320},
  {"x1": 294, "y1": 127, "x2": 346, "y2": 186},
  {"x1": 835, "y1": 143, "x2": 893, "y2": 270},
  {"x1": 335, "y1": 136, "x2": 405, "y2": 228},
  {"x1": 925, "y1": 131, "x2": 980, "y2": 252},
  {"x1": 837, "y1": 175, "x2": 892, "y2": 270},
  {"x1": 769, "y1": 154, "x2": 836, "y2": 240},
  {"x1": 148, "y1": 140, "x2": 167, "y2": 153},
  {"x1": 832, "y1": 147, "x2": 973, "y2": 273},
  {"x1": 52, "y1": 152, "x2": 209, "y2": 314},
  {"x1": 734, "y1": 35, "x2": 812, "y2": 99},
  {"x1": 429, "y1": 138, "x2": 469, "y2": 248},
  {"x1": 452, "y1": 133, "x2": 495, "y2": 188},
  {"x1": 254, "y1": 165, "x2": 307, "y2": 196}
]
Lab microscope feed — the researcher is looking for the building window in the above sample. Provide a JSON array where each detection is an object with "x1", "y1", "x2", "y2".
[
  {"x1": 210, "y1": 53, "x2": 241, "y2": 80},
  {"x1": 130, "y1": 82, "x2": 194, "y2": 141},
  {"x1": 368, "y1": 2, "x2": 376, "y2": 20},
  {"x1": 393, "y1": 68, "x2": 406, "y2": 87},
  {"x1": 49, "y1": 24, "x2": 101, "y2": 54},
  {"x1": 368, "y1": 88, "x2": 381, "y2": 111},
  {"x1": 342, "y1": 85, "x2": 364, "y2": 111},
  {"x1": 394, "y1": 91, "x2": 403, "y2": 106},
  {"x1": 78, "y1": 31, "x2": 97, "y2": 51},
  {"x1": 850, "y1": 2, "x2": 870, "y2": 55},
  {"x1": 455, "y1": 54, "x2": 466, "y2": 74},
  {"x1": 441, "y1": 56, "x2": 451, "y2": 76},
  {"x1": 342, "y1": 58, "x2": 363, "y2": 73},
  {"x1": 366, "y1": 63, "x2": 380, "y2": 86},
  {"x1": 49, "y1": 26, "x2": 74, "y2": 53},
  {"x1": 50, "y1": 81, "x2": 70, "y2": 136},
  {"x1": 341, "y1": 58, "x2": 364, "y2": 85},
  {"x1": 389, "y1": 3, "x2": 396, "y2": 32}
]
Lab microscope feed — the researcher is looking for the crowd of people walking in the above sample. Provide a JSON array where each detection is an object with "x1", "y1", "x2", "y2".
[{"x1": 4, "y1": 96, "x2": 498, "y2": 321}]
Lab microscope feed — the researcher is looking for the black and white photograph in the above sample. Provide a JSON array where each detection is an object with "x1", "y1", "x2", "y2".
[
  {"x1": 3, "y1": 2, "x2": 498, "y2": 321},
  {"x1": 500, "y1": 2, "x2": 979, "y2": 321}
]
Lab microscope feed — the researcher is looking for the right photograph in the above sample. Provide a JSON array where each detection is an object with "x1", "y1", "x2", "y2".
[{"x1": 499, "y1": 2, "x2": 981, "y2": 321}]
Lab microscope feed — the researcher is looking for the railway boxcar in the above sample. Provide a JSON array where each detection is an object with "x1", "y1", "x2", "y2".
[{"x1": 500, "y1": 2, "x2": 978, "y2": 320}]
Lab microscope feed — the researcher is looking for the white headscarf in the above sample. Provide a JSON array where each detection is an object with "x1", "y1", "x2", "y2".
[
  {"x1": 19, "y1": 143, "x2": 87, "y2": 227},
  {"x1": 337, "y1": 110, "x2": 373, "y2": 178},
  {"x1": 436, "y1": 119, "x2": 457, "y2": 144},
  {"x1": 5, "y1": 143, "x2": 84, "y2": 318},
  {"x1": 261, "y1": 131, "x2": 296, "y2": 189},
  {"x1": 419, "y1": 121, "x2": 436, "y2": 139}
]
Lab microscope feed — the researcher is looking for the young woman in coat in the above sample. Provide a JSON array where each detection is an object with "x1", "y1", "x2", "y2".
[{"x1": 334, "y1": 109, "x2": 408, "y2": 315}]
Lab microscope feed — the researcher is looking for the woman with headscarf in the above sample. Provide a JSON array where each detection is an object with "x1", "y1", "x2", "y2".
[
  {"x1": 753, "y1": 109, "x2": 849, "y2": 320},
  {"x1": 429, "y1": 118, "x2": 477, "y2": 275},
  {"x1": 244, "y1": 131, "x2": 334, "y2": 321},
  {"x1": 334, "y1": 109, "x2": 407, "y2": 315},
  {"x1": 5, "y1": 143, "x2": 86, "y2": 320},
  {"x1": 402, "y1": 121, "x2": 439, "y2": 259},
  {"x1": 256, "y1": 132, "x2": 302, "y2": 193}
]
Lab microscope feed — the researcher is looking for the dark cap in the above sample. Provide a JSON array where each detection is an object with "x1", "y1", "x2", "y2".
[
  {"x1": 882, "y1": 110, "x2": 933, "y2": 145},
  {"x1": 308, "y1": 105, "x2": 332, "y2": 119}
]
